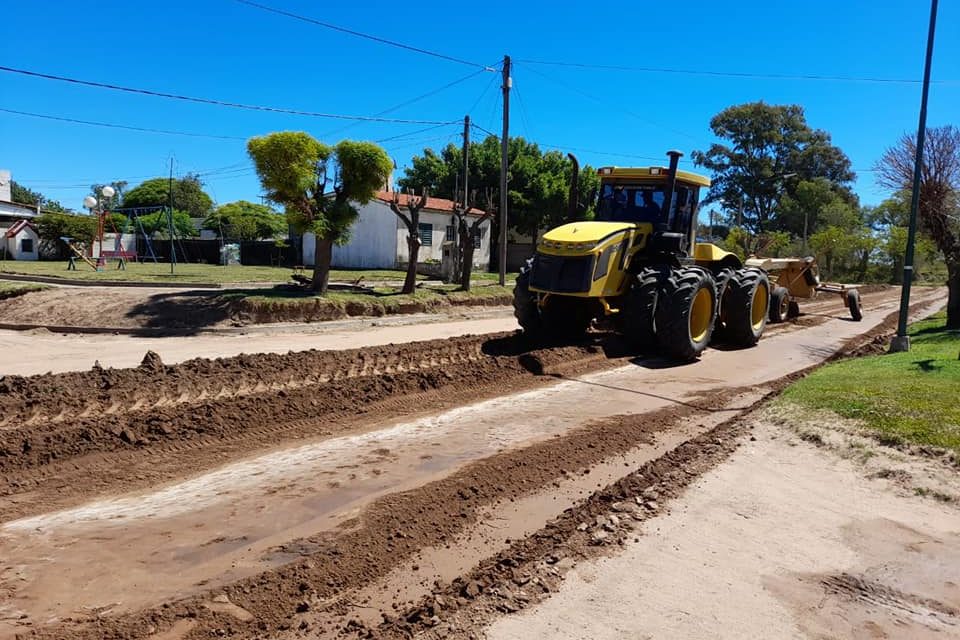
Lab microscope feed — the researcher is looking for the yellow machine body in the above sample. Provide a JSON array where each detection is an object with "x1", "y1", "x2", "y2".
[{"x1": 528, "y1": 166, "x2": 738, "y2": 310}]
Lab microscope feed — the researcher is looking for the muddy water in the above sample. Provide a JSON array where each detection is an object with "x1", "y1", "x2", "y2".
[{"x1": 0, "y1": 289, "x2": 935, "y2": 632}]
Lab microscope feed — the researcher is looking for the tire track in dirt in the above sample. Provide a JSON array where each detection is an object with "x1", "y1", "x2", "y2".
[{"x1": 0, "y1": 335, "x2": 631, "y2": 522}]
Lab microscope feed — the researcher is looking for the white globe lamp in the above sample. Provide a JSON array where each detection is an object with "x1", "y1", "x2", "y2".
[{"x1": 83, "y1": 195, "x2": 97, "y2": 209}]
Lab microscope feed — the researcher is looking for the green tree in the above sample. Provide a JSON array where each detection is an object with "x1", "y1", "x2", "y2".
[
  {"x1": 123, "y1": 175, "x2": 214, "y2": 219},
  {"x1": 137, "y1": 210, "x2": 198, "y2": 238},
  {"x1": 876, "y1": 125, "x2": 960, "y2": 328},
  {"x1": 693, "y1": 102, "x2": 855, "y2": 233},
  {"x1": 247, "y1": 131, "x2": 391, "y2": 293},
  {"x1": 10, "y1": 181, "x2": 68, "y2": 212},
  {"x1": 203, "y1": 200, "x2": 286, "y2": 241},
  {"x1": 400, "y1": 136, "x2": 599, "y2": 250}
]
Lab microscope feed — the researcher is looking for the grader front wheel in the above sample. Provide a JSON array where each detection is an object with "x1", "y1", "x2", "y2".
[{"x1": 655, "y1": 267, "x2": 717, "y2": 362}]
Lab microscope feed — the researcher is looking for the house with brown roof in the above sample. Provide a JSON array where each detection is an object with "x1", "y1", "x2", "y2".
[
  {"x1": 3, "y1": 219, "x2": 39, "y2": 261},
  {"x1": 301, "y1": 190, "x2": 491, "y2": 270}
]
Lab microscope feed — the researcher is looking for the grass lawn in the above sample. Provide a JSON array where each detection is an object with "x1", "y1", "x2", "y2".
[
  {"x1": 0, "y1": 260, "x2": 516, "y2": 286},
  {"x1": 782, "y1": 310, "x2": 960, "y2": 453},
  {"x1": 0, "y1": 281, "x2": 48, "y2": 299}
]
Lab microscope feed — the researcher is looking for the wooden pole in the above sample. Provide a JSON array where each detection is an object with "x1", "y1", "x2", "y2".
[{"x1": 498, "y1": 55, "x2": 511, "y2": 285}]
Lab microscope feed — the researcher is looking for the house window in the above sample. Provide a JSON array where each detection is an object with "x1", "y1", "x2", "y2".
[
  {"x1": 418, "y1": 223, "x2": 433, "y2": 246},
  {"x1": 20, "y1": 238, "x2": 34, "y2": 253},
  {"x1": 445, "y1": 225, "x2": 455, "y2": 242},
  {"x1": 472, "y1": 226, "x2": 483, "y2": 249}
]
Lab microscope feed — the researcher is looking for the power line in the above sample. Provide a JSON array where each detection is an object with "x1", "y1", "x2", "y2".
[
  {"x1": 320, "y1": 68, "x2": 489, "y2": 139},
  {"x1": 375, "y1": 123, "x2": 458, "y2": 144},
  {"x1": 0, "y1": 107, "x2": 247, "y2": 140},
  {"x1": 517, "y1": 62, "x2": 705, "y2": 144},
  {"x1": 234, "y1": 0, "x2": 496, "y2": 71},
  {"x1": 515, "y1": 58, "x2": 958, "y2": 85},
  {"x1": 0, "y1": 65, "x2": 459, "y2": 125}
]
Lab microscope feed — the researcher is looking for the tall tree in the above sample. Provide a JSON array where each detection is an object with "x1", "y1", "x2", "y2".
[
  {"x1": 453, "y1": 190, "x2": 496, "y2": 291},
  {"x1": 693, "y1": 102, "x2": 855, "y2": 233},
  {"x1": 876, "y1": 125, "x2": 960, "y2": 328},
  {"x1": 203, "y1": 200, "x2": 286, "y2": 241},
  {"x1": 247, "y1": 132, "x2": 391, "y2": 294},
  {"x1": 389, "y1": 191, "x2": 429, "y2": 294},
  {"x1": 10, "y1": 181, "x2": 68, "y2": 212},
  {"x1": 400, "y1": 135, "x2": 598, "y2": 248},
  {"x1": 123, "y1": 175, "x2": 213, "y2": 218}
]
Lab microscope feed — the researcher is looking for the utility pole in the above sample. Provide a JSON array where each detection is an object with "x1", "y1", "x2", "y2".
[
  {"x1": 168, "y1": 158, "x2": 176, "y2": 275},
  {"x1": 891, "y1": 0, "x2": 938, "y2": 353},
  {"x1": 498, "y1": 55, "x2": 511, "y2": 286},
  {"x1": 462, "y1": 114, "x2": 470, "y2": 210}
]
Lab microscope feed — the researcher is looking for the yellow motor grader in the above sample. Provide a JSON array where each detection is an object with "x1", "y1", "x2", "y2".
[{"x1": 513, "y1": 151, "x2": 771, "y2": 361}]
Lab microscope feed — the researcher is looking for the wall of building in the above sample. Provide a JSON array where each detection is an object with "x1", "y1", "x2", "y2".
[
  {"x1": 301, "y1": 200, "x2": 398, "y2": 269},
  {"x1": 0, "y1": 170, "x2": 11, "y2": 203},
  {"x1": 6, "y1": 228, "x2": 39, "y2": 261},
  {"x1": 396, "y1": 212, "x2": 491, "y2": 268}
]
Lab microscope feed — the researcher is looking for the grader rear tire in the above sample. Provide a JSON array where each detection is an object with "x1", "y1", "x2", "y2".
[
  {"x1": 769, "y1": 286, "x2": 790, "y2": 323},
  {"x1": 710, "y1": 267, "x2": 736, "y2": 342},
  {"x1": 621, "y1": 266, "x2": 662, "y2": 352},
  {"x1": 846, "y1": 289, "x2": 863, "y2": 321},
  {"x1": 724, "y1": 268, "x2": 770, "y2": 347},
  {"x1": 655, "y1": 267, "x2": 717, "y2": 362}
]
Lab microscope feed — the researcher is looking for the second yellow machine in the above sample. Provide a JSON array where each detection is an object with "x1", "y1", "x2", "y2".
[{"x1": 513, "y1": 151, "x2": 770, "y2": 361}]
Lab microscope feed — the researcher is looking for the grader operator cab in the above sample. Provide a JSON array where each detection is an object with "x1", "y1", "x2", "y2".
[{"x1": 514, "y1": 150, "x2": 771, "y2": 361}]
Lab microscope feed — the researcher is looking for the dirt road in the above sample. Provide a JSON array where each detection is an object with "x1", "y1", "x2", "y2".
[
  {"x1": 0, "y1": 308, "x2": 515, "y2": 375},
  {"x1": 0, "y1": 286, "x2": 947, "y2": 639},
  {"x1": 484, "y1": 416, "x2": 960, "y2": 640}
]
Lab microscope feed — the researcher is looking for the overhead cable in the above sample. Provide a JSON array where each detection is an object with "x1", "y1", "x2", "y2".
[
  {"x1": 234, "y1": 0, "x2": 496, "y2": 71},
  {"x1": 0, "y1": 65, "x2": 458, "y2": 124}
]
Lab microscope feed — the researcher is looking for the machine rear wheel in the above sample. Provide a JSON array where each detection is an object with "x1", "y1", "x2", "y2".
[
  {"x1": 769, "y1": 286, "x2": 790, "y2": 323},
  {"x1": 723, "y1": 268, "x2": 770, "y2": 347},
  {"x1": 655, "y1": 267, "x2": 717, "y2": 361},
  {"x1": 846, "y1": 289, "x2": 863, "y2": 321},
  {"x1": 621, "y1": 266, "x2": 663, "y2": 352},
  {"x1": 513, "y1": 258, "x2": 542, "y2": 334},
  {"x1": 710, "y1": 267, "x2": 736, "y2": 342}
]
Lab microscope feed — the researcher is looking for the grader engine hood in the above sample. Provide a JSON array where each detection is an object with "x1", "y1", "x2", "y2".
[
  {"x1": 538, "y1": 221, "x2": 641, "y2": 254},
  {"x1": 530, "y1": 221, "x2": 652, "y2": 296}
]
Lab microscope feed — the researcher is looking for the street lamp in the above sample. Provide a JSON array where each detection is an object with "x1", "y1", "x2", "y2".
[
  {"x1": 82, "y1": 185, "x2": 117, "y2": 269},
  {"x1": 890, "y1": 0, "x2": 939, "y2": 354}
]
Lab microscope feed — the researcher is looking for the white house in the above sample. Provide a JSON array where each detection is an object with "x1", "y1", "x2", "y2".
[
  {"x1": 4, "y1": 219, "x2": 40, "y2": 261},
  {"x1": 0, "y1": 170, "x2": 40, "y2": 237},
  {"x1": 302, "y1": 191, "x2": 491, "y2": 270}
]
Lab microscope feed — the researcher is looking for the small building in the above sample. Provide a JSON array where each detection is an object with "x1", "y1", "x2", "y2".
[
  {"x1": 4, "y1": 219, "x2": 40, "y2": 261},
  {"x1": 301, "y1": 191, "x2": 491, "y2": 270},
  {"x1": 0, "y1": 170, "x2": 41, "y2": 238}
]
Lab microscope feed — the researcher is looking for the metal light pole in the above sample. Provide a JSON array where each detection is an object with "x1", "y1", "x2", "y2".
[
  {"x1": 83, "y1": 185, "x2": 116, "y2": 270},
  {"x1": 890, "y1": 0, "x2": 939, "y2": 353}
]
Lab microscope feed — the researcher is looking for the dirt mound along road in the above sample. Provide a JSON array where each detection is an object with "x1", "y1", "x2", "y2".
[{"x1": 0, "y1": 285, "x2": 943, "y2": 639}]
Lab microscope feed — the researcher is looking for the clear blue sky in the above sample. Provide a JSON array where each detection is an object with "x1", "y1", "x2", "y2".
[{"x1": 2, "y1": 0, "x2": 957, "y2": 214}]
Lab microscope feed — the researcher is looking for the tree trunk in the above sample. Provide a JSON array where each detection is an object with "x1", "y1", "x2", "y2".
[
  {"x1": 530, "y1": 226, "x2": 538, "y2": 251},
  {"x1": 947, "y1": 261, "x2": 960, "y2": 330},
  {"x1": 312, "y1": 237, "x2": 333, "y2": 295},
  {"x1": 461, "y1": 239, "x2": 475, "y2": 291},
  {"x1": 403, "y1": 233, "x2": 420, "y2": 294},
  {"x1": 856, "y1": 251, "x2": 869, "y2": 283}
]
